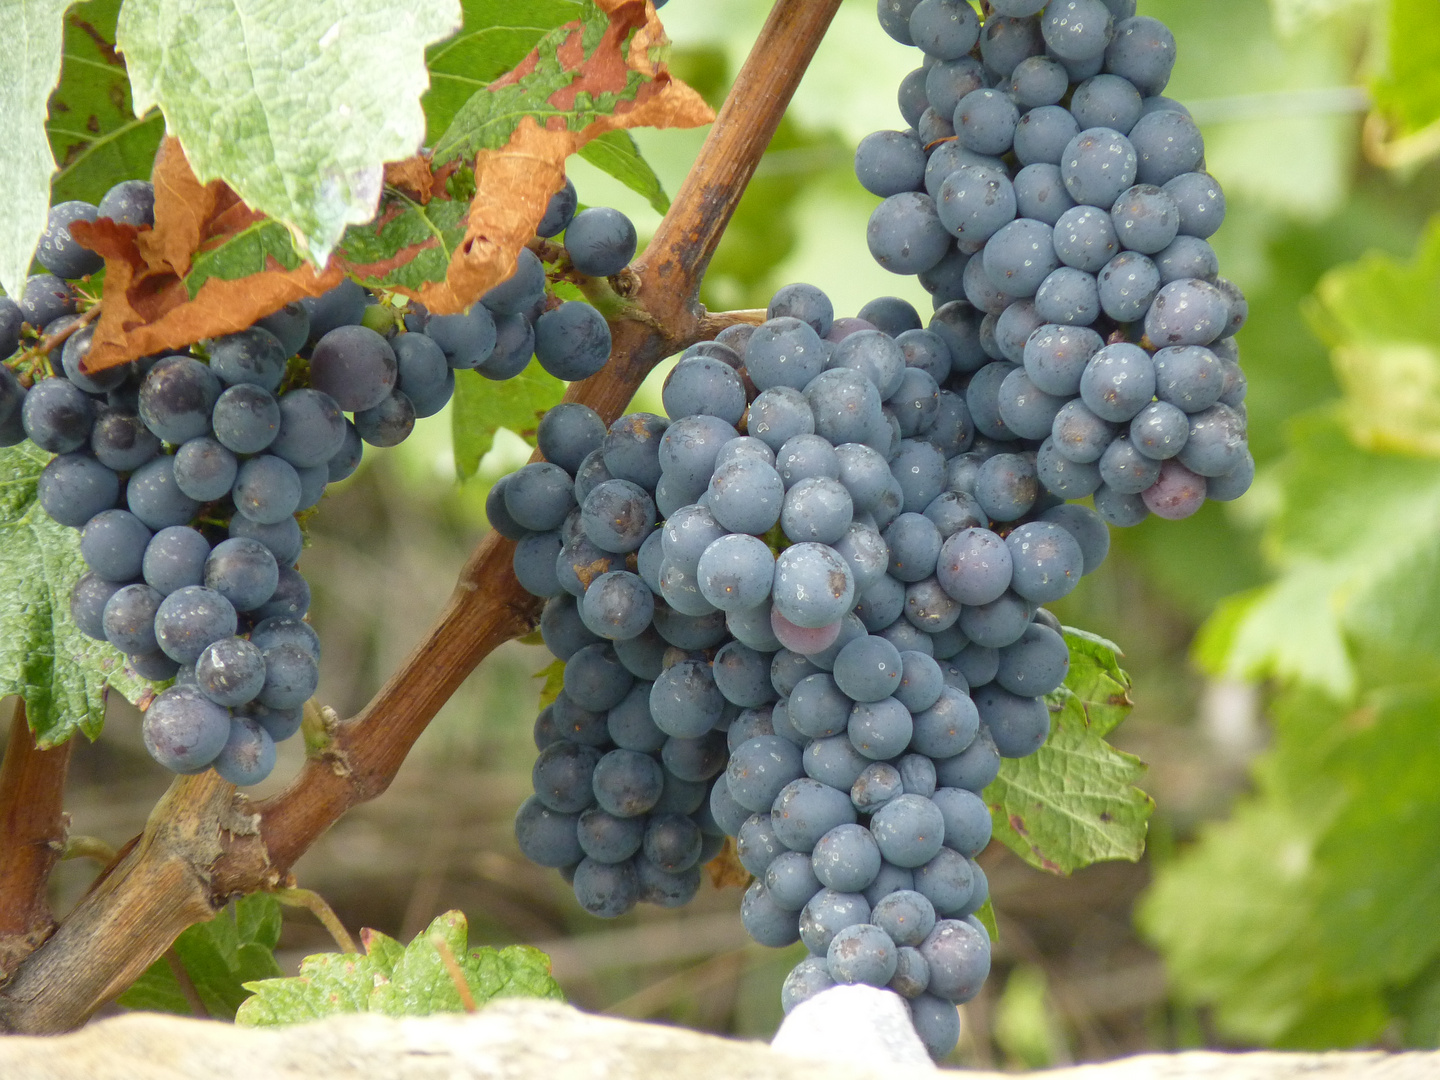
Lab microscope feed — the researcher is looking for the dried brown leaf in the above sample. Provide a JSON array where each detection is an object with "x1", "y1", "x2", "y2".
[{"x1": 705, "y1": 837, "x2": 752, "y2": 890}]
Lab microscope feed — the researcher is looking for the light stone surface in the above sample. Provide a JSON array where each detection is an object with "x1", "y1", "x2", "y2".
[
  {"x1": 0, "y1": 998, "x2": 1436, "y2": 1080},
  {"x1": 771, "y1": 985, "x2": 936, "y2": 1071}
]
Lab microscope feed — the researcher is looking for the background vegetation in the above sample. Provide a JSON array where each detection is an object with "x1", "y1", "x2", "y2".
[{"x1": 9, "y1": 0, "x2": 1440, "y2": 1065}]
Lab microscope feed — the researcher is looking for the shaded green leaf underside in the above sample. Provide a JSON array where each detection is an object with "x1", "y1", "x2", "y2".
[{"x1": 451, "y1": 361, "x2": 565, "y2": 478}]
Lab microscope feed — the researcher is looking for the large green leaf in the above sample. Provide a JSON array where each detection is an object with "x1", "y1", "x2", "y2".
[
  {"x1": 1141, "y1": 683, "x2": 1440, "y2": 1049},
  {"x1": 0, "y1": 442, "x2": 147, "y2": 745},
  {"x1": 117, "y1": 895, "x2": 284, "y2": 1019},
  {"x1": 432, "y1": 1, "x2": 652, "y2": 165},
  {"x1": 337, "y1": 195, "x2": 471, "y2": 294},
  {"x1": 451, "y1": 361, "x2": 564, "y2": 479},
  {"x1": 0, "y1": 0, "x2": 71, "y2": 299},
  {"x1": 115, "y1": 0, "x2": 461, "y2": 265},
  {"x1": 578, "y1": 130, "x2": 670, "y2": 215},
  {"x1": 423, "y1": 0, "x2": 583, "y2": 144},
  {"x1": 236, "y1": 910, "x2": 562, "y2": 1025},
  {"x1": 1371, "y1": 0, "x2": 1440, "y2": 138},
  {"x1": 46, "y1": 0, "x2": 164, "y2": 207},
  {"x1": 985, "y1": 630, "x2": 1152, "y2": 875}
]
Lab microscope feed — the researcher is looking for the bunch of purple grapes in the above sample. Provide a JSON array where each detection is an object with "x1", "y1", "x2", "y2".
[
  {"x1": 861, "y1": 0, "x2": 1252, "y2": 523},
  {"x1": 0, "y1": 177, "x2": 638, "y2": 785},
  {"x1": 508, "y1": 277, "x2": 1109, "y2": 1058}
]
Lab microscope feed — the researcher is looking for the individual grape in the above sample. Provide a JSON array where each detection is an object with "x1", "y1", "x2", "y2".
[
  {"x1": 851, "y1": 762, "x2": 905, "y2": 814},
  {"x1": 270, "y1": 388, "x2": 347, "y2": 469},
  {"x1": 572, "y1": 857, "x2": 639, "y2": 918},
  {"x1": 322, "y1": 420, "x2": 364, "y2": 485},
  {"x1": 741, "y1": 880, "x2": 802, "y2": 947},
  {"x1": 934, "y1": 528, "x2": 1014, "y2": 614},
  {"x1": 639, "y1": 813, "x2": 701, "y2": 873},
  {"x1": 973, "y1": 452, "x2": 1038, "y2": 522},
  {"x1": 514, "y1": 795, "x2": 583, "y2": 868},
  {"x1": 249, "y1": 616, "x2": 320, "y2": 661},
  {"x1": 1061, "y1": 127, "x2": 1138, "y2": 208},
  {"x1": 1094, "y1": 250, "x2": 1159, "y2": 323},
  {"x1": 577, "y1": 808, "x2": 645, "y2": 863},
  {"x1": 502, "y1": 461, "x2": 575, "y2": 533},
  {"x1": 153, "y1": 585, "x2": 238, "y2": 665},
  {"x1": 229, "y1": 454, "x2": 300, "y2": 526},
  {"x1": 1036, "y1": 505, "x2": 1108, "y2": 578},
  {"x1": 831, "y1": 635, "x2": 903, "y2": 704},
  {"x1": 690, "y1": 534, "x2": 772, "y2": 614},
  {"x1": 534, "y1": 301, "x2": 612, "y2": 381},
  {"x1": 934, "y1": 726, "x2": 1001, "y2": 792},
  {"x1": 916, "y1": 106, "x2": 956, "y2": 146},
  {"x1": 847, "y1": 696, "x2": 913, "y2": 761},
  {"x1": 532, "y1": 740, "x2": 602, "y2": 814},
  {"x1": 889, "y1": 946, "x2": 931, "y2": 999},
  {"x1": 652, "y1": 605, "x2": 728, "y2": 652},
  {"x1": 738, "y1": 811, "x2": 788, "y2": 877},
  {"x1": 1041, "y1": 0, "x2": 1114, "y2": 61},
  {"x1": 919, "y1": 918, "x2": 990, "y2": 1004},
  {"x1": 21, "y1": 377, "x2": 94, "y2": 454},
  {"x1": 1129, "y1": 398, "x2": 1190, "y2": 459},
  {"x1": 580, "y1": 571, "x2": 653, "y2": 641},
  {"x1": 1033, "y1": 265, "x2": 1101, "y2": 326},
  {"x1": 254, "y1": 639, "x2": 319, "y2": 709},
  {"x1": 979, "y1": 218, "x2": 1058, "y2": 299},
  {"x1": 787, "y1": 673, "x2": 852, "y2": 740},
  {"x1": 928, "y1": 787, "x2": 993, "y2": 860},
  {"x1": 168, "y1": 436, "x2": 236, "y2": 503},
  {"x1": 304, "y1": 325, "x2": 396, "y2": 412},
  {"x1": 1164, "y1": 171, "x2": 1226, "y2": 239},
  {"x1": 579, "y1": 478, "x2": 655, "y2": 555},
  {"x1": 1104, "y1": 15, "x2": 1176, "y2": 95},
  {"x1": 709, "y1": 642, "x2": 775, "y2": 710},
  {"x1": 134, "y1": 356, "x2": 220, "y2": 444},
  {"x1": 771, "y1": 777, "x2": 858, "y2": 853},
  {"x1": 1154, "y1": 235, "x2": 1219, "y2": 286},
  {"x1": 871, "y1": 889, "x2": 938, "y2": 950},
  {"x1": 1129, "y1": 108, "x2": 1204, "y2": 187},
  {"x1": 208, "y1": 329, "x2": 288, "y2": 393},
  {"x1": 426, "y1": 304, "x2": 497, "y2": 371},
  {"x1": 972, "y1": 682, "x2": 1050, "y2": 757},
  {"x1": 1037, "y1": 436, "x2": 1102, "y2": 498},
  {"x1": 96, "y1": 178, "x2": 156, "y2": 228},
  {"x1": 1173, "y1": 401, "x2": 1247, "y2": 477},
  {"x1": 869, "y1": 794, "x2": 946, "y2": 868},
  {"x1": 908, "y1": 0, "x2": 979, "y2": 58},
  {"x1": 660, "y1": 357, "x2": 747, "y2": 428},
  {"x1": 563, "y1": 643, "x2": 634, "y2": 713},
  {"x1": 299, "y1": 280, "x2": 367, "y2": 345},
  {"x1": 1099, "y1": 434, "x2": 1162, "y2": 494},
  {"x1": 535, "y1": 178, "x2": 579, "y2": 239},
  {"x1": 518, "y1": 529, "x2": 566, "y2": 599},
  {"x1": 799, "y1": 888, "x2": 871, "y2": 954},
  {"x1": 1011, "y1": 106, "x2": 1079, "y2": 174},
  {"x1": 1079, "y1": 342, "x2": 1156, "y2": 423},
  {"x1": 202, "y1": 537, "x2": 280, "y2": 613},
  {"x1": 19, "y1": 274, "x2": 78, "y2": 330},
  {"x1": 867, "y1": 192, "x2": 951, "y2": 275},
  {"x1": 35, "y1": 200, "x2": 103, "y2": 279},
  {"x1": 564, "y1": 207, "x2": 637, "y2": 277},
  {"x1": 909, "y1": 992, "x2": 962, "y2": 1059},
  {"x1": 811, "y1": 822, "x2": 882, "y2": 894},
  {"x1": 195, "y1": 636, "x2": 266, "y2": 707},
  {"x1": 765, "y1": 542, "x2": 852, "y2": 631},
  {"x1": 478, "y1": 312, "x2": 535, "y2": 380},
  {"x1": 826, "y1": 922, "x2": 899, "y2": 988},
  {"x1": 56, "y1": 327, "x2": 122, "y2": 395},
  {"x1": 80, "y1": 509, "x2": 151, "y2": 583},
  {"x1": 649, "y1": 658, "x2": 725, "y2": 738},
  {"x1": 208, "y1": 382, "x2": 279, "y2": 454},
  {"x1": 956, "y1": 586, "x2": 1032, "y2": 647},
  {"x1": 353, "y1": 389, "x2": 415, "y2": 448},
  {"x1": 1009, "y1": 54, "x2": 1068, "y2": 107},
  {"x1": 142, "y1": 684, "x2": 232, "y2": 773},
  {"x1": 996, "y1": 622, "x2": 1070, "y2": 699},
  {"x1": 1066, "y1": 72, "x2": 1141, "y2": 134},
  {"x1": 84, "y1": 405, "x2": 158, "y2": 472},
  {"x1": 71, "y1": 571, "x2": 125, "y2": 641},
  {"x1": 1093, "y1": 481, "x2": 1150, "y2": 526},
  {"x1": 762, "y1": 284, "x2": 832, "y2": 340},
  {"x1": 911, "y1": 685, "x2": 980, "y2": 758},
  {"x1": 602, "y1": 412, "x2": 668, "y2": 490},
  {"x1": 384, "y1": 332, "x2": 449, "y2": 420},
  {"x1": 483, "y1": 245, "x2": 547, "y2": 317},
  {"x1": 979, "y1": 13, "x2": 1045, "y2": 79},
  {"x1": 1012, "y1": 163, "x2": 1078, "y2": 228},
  {"x1": 1144, "y1": 278, "x2": 1229, "y2": 348},
  {"x1": 924, "y1": 56, "x2": 987, "y2": 123},
  {"x1": 101, "y1": 582, "x2": 163, "y2": 655},
  {"x1": 37, "y1": 453, "x2": 117, "y2": 528},
  {"x1": 904, "y1": 575, "x2": 963, "y2": 634}
]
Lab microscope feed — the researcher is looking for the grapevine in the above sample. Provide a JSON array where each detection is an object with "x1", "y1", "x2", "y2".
[{"x1": 0, "y1": 0, "x2": 1252, "y2": 1056}]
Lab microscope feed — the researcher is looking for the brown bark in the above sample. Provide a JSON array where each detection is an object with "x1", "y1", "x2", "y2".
[
  {"x1": 0, "y1": 0, "x2": 843, "y2": 1033},
  {"x1": 0, "y1": 704, "x2": 73, "y2": 977}
]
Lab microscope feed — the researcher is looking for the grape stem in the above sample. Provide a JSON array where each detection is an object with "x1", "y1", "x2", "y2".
[{"x1": 0, "y1": 0, "x2": 844, "y2": 1033}]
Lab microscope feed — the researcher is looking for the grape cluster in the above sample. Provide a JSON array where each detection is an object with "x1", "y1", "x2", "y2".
[
  {"x1": 509, "y1": 279, "x2": 1110, "y2": 1058},
  {"x1": 2, "y1": 177, "x2": 639, "y2": 785},
  {"x1": 860, "y1": 0, "x2": 1252, "y2": 524}
]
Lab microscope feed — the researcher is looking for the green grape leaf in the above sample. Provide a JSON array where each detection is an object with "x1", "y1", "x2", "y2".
[
  {"x1": 1371, "y1": 0, "x2": 1440, "y2": 138},
  {"x1": 0, "y1": 442, "x2": 148, "y2": 746},
  {"x1": 432, "y1": 1, "x2": 669, "y2": 166},
  {"x1": 183, "y1": 219, "x2": 303, "y2": 298},
  {"x1": 578, "y1": 130, "x2": 670, "y2": 215},
  {"x1": 115, "y1": 0, "x2": 462, "y2": 266},
  {"x1": 423, "y1": 0, "x2": 584, "y2": 144},
  {"x1": 0, "y1": 0, "x2": 71, "y2": 299},
  {"x1": 1308, "y1": 220, "x2": 1440, "y2": 457},
  {"x1": 536, "y1": 658, "x2": 565, "y2": 711},
  {"x1": 1194, "y1": 416, "x2": 1440, "y2": 700},
  {"x1": 336, "y1": 196, "x2": 471, "y2": 295},
  {"x1": 973, "y1": 898, "x2": 999, "y2": 943},
  {"x1": 236, "y1": 910, "x2": 562, "y2": 1025},
  {"x1": 451, "y1": 361, "x2": 564, "y2": 479},
  {"x1": 47, "y1": 0, "x2": 164, "y2": 207},
  {"x1": 986, "y1": 630, "x2": 1151, "y2": 875},
  {"x1": 117, "y1": 895, "x2": 284, "y2": 1019}
]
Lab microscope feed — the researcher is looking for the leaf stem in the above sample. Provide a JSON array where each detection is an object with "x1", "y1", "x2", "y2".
[{"x1": 270, "y1": 887, "x2": 357, "y2": 955}]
